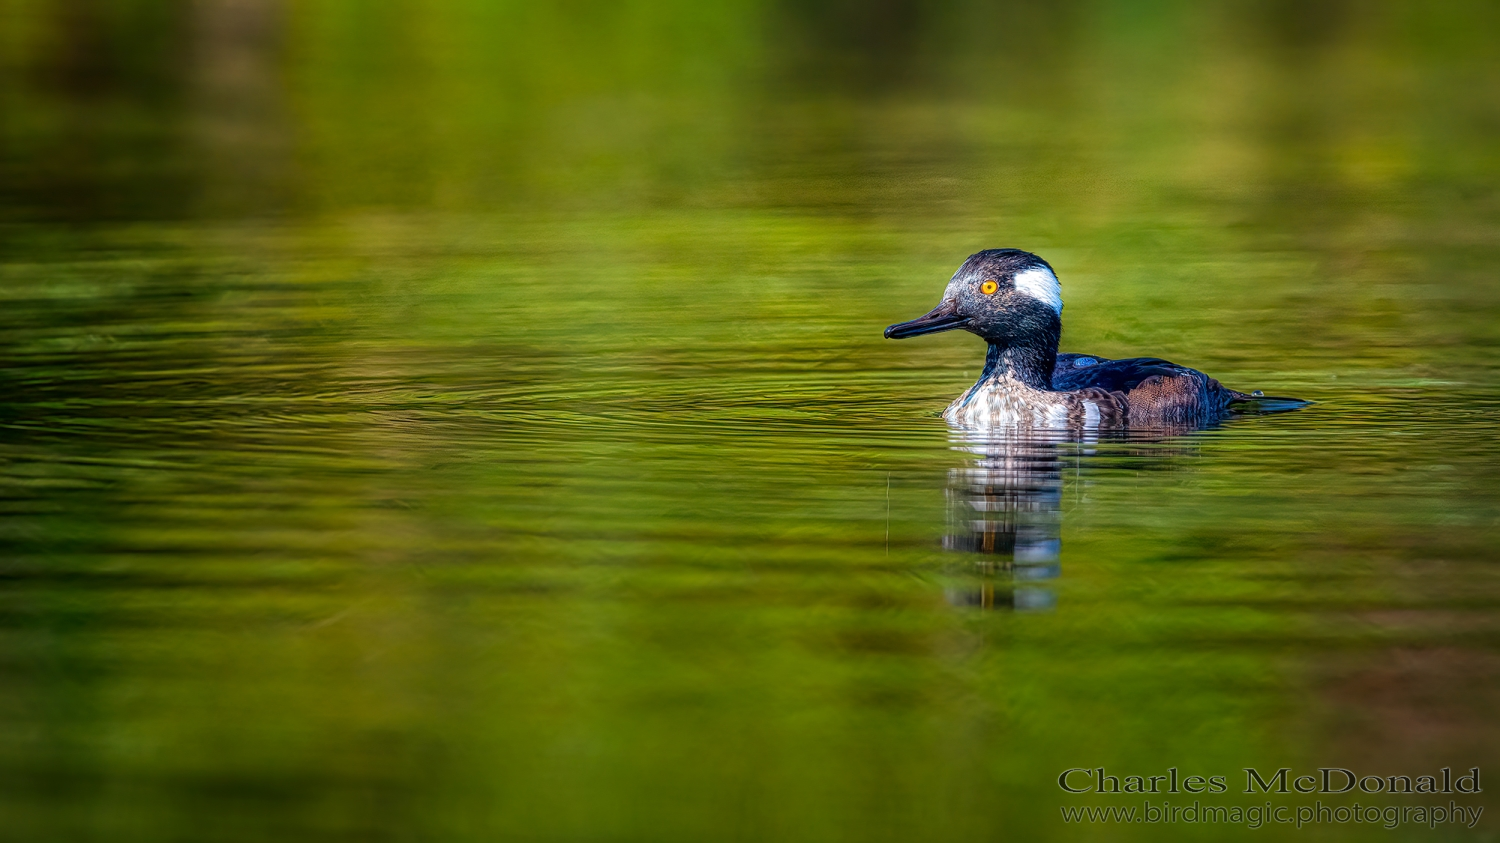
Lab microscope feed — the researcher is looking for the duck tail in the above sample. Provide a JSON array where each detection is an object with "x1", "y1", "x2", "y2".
[{"x1": 1227, "y1": 388, "x2": 1311, "y2": 414}]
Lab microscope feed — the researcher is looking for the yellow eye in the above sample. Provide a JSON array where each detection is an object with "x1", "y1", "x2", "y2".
[{"x1": 980, "y1": 280, "x2": 998, "y2": 295}]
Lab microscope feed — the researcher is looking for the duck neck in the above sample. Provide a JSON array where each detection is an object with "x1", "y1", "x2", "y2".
[{"x1": 981, "y1": 340, "x2": 1056, "y2": 391}]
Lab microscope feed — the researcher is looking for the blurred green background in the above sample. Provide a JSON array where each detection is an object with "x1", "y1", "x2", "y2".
[
  {"x1": 5, "y1": 0, "x2": 1496, "y2": 223},
  {"x1": 2, "y1": 1, "x2": 1499, "y2": 841}
]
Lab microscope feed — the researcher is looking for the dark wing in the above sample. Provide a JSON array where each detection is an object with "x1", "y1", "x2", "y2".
[
  {"x1": 1050, "y1": 357, "x2": 1192, "y2": 392},
  {"x1": 1055, "y1": 353, "x2": 1309, "y2": 424},
  {"x1": 1052, "y1": 352, "x2": 1112, "y2": 385},
  {"x1": 1053, "y1": 357, "x2": 1235, "y2": 426}
]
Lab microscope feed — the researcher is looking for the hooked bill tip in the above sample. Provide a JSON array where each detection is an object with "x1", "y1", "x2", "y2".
[{"x1": 884, "y1": 313, "x2": 969, "y2": 339}]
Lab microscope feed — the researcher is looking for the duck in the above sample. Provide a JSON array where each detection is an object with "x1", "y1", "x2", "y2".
[{"x1": 884, "y1": 249, "x2": 1305, "y2": 429}]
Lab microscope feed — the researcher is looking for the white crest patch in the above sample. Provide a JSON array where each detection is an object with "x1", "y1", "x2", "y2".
[{"x1": 1013, "y1": 267, "x2": 1063, "y2": 315}]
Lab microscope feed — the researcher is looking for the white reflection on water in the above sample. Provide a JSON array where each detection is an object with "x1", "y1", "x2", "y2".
[
  {"x1": 943, "y1": 431, "x2": 1072, "y2": 611},
  {"x1": 938, "y1": 392, "x2": 1314, "y2": 611},
  {"x1": 941, "y1": 427, "x2": 1210, "y2": 611}
]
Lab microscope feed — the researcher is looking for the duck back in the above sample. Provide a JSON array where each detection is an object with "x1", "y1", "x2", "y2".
[{"x1": 1052, "y1": 354, "x2": 1241, "y2": 427}]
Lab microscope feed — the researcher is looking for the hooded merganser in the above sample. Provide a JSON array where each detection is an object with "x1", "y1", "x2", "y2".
[{"x1": 885, "y1": 249, "x2": 1306, "y2": 429}]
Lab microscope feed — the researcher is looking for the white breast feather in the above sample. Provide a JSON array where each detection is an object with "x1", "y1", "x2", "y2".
[
  {"x1": 1083, "y1": 401, "x2": 1100, "y2": 429},
  {"x1": 945, "y1": 380, "x2": 1082, "y2": 430},
  {"x1": 1013, "y1": 267, "x2": 1063, "y2": 314}
]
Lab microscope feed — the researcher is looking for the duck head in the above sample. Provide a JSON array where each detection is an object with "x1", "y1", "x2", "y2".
[{"x1": 885, "y1": 249, "x2": 1062, "y2": 347}]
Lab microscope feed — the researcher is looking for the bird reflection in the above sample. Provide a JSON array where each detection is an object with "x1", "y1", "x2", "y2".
[
  {"x1": 940, "y1": 428, "x2": 1209, "y2": 611},
  {"x1": 942, "y1": 432, "x2": 1070, "y2": 611}
]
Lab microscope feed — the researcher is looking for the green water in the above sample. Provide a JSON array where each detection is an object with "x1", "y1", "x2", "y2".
[{"x1": 3, "y1": 2, "x2": 1500, "y2": 841}]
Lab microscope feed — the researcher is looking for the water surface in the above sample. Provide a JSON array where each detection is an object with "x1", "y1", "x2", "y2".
[{"x1": 3, "y1": 2, "x2": 1499, "y2": 841}]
